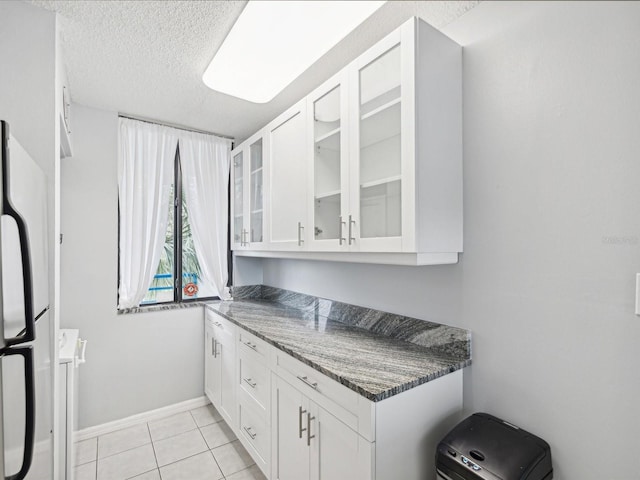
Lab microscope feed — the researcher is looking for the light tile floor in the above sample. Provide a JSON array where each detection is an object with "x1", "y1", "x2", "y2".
[{"x1": 74, "y1": 404, "x2": 267, "y2": 480}]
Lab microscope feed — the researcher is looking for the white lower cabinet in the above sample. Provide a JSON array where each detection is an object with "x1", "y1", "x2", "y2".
[{"x1": 204, "y1": 310, "x2": 463, "y2": 480}]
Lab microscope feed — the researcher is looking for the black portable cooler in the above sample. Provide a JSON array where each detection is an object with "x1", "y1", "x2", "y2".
[{"x1": 435, "y1": 413, "x2": 553, "y2": 480}]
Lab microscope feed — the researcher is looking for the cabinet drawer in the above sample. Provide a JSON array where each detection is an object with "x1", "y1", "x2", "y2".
[
  {"x1": 274, "y1": 350, "x2": 360, "y2": 431},
  {"x1": 238, "y1": 329, "x2": 269, "y2": 359},
  {"x1": 206, "y1": 309, "x2": 234, "y2": 331},
  {"x1": 238, "y1": 398, "x2": 269, "y2": 465},
  {"x1": 239, "y1": 349, "x2": 269, "y2": 412}
]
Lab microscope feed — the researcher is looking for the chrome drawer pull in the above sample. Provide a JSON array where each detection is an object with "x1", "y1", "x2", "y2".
[
  {"x1": 243, "y1": 426, "x2": 256, "y2": 440},
  {"x1": 307, "y1": 413, "x2": 315, "y2": 446},
  {"x1": 298, "y1": 406, "x2": 307, "y2": 439},
  {"x1": 297, "y1": 375, "x2": 318, "y2": 390},
  {"x1": 243, "y1": 378, "x2": 257, "y2": 389},
  {"x1": 243, "y1": 341, "x2": 258, "y2": 351}
]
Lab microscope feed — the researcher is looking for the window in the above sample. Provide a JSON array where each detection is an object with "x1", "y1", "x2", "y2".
[
  {"x1": 117, "y1": 117, "x2": 232, "y2": 310},
  {"x1": 140, "y1": 146, "x2": 218, "y2": 304}
]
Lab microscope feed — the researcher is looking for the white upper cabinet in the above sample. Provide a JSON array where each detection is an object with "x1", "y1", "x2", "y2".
[
  {"x1": 231, "y1": 130, "x2": 267, "y2": 250},
  {"x1": 231, "y1": 17, "x2": 462, "y2": 265},
  {"x1": 347, "y1": 18, "x2": 462, "y2": 259},
  {"x1": 267, "y1": 100, "x2": 308, "y2": 250}
]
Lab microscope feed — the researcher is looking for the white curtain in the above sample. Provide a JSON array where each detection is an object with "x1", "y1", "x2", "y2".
[
  {"x1": 118, "y1": 118, "x2": 178, "y2": 309},
  {"x1": 180, "y1": 131, "x2": 232, "y2": 300}
]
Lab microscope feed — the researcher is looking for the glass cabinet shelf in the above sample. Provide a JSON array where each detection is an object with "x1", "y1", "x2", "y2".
[
  {"x1": 315, "y1": 127, "x2": 341, "y2": 145},
  {"x1": 315, "y1": 189, "x2": 341, "y2": 200},
  {"x1": 360, "y1": 175, "x2": 401, "y2": 190},
  {"x1": 360, "y1": 99, "x2": 401, "y2": 149},
  {"x1": 361, "y1": 96, "x2": 400, "y2": 122}
]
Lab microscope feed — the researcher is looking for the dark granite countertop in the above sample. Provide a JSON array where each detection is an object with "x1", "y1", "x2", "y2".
[{"x1": 206, "y1": 286, "x2": 471, "y2": 402}]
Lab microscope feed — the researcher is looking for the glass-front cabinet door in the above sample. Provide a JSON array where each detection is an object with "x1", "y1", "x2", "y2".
[
  {"x1": 231, "y1": 148, "x2": 246, "y2": 249},
  {"x1": 231, "y1": 131, "x2": 266, "y2": 250},
  {"x1": 349, "y1": 27, "x2": 409, "y2": 252},
  {"x1": 249, "y1": 137, "x2": 264, "y2": 244},
  {"x1": 307, "y1": 72, "x2": 349, "y2": 251}
]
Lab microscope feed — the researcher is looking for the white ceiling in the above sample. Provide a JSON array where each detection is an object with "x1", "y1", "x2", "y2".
[{"x1": 28, "y1": 0, "x2": 479, "y2": 143}]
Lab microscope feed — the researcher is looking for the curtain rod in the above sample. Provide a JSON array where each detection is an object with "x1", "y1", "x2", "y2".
[{"x1": 118, "y1": 113, "x2": 235, "y2": 141}]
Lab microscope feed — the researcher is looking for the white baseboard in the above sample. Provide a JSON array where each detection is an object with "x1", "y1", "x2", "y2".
[{"x1": 75, "y1": 396, "x2": 210, "y2": 442}]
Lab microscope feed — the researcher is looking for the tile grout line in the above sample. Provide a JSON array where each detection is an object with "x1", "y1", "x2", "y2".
[
  {"x1": 95, "y1": 423, "x2": 207, "y2": 464},
  {"x1": 94, "y1": 436, "x2": 99, "y2": 480},
  {"x1": 196, "y1": 418, "x2": 226, "y2": 480},
  {"x1": 196, "y1": 422, "x2": 228, "y2": 479},
  {"x1": 146, "y1": 422, "x2": 161, "y2": 479}
]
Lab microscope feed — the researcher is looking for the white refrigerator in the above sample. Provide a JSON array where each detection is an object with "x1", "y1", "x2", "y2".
[{"x1": 0, "y1": 120, "x2": 53, "y2": 480}]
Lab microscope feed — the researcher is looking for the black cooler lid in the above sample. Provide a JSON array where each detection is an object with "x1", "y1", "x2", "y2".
[{"x1": 437, "y1": 413, "x2": 552, "y2": 480}]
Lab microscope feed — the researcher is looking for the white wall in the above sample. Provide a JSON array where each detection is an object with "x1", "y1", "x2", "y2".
[
  {"x1": 60, "y1": 104, "x2": 205, "y2": 429},
  {"x1": 259, "y1": 2, "x2": 640, "y2": 478},
  {"x1": 0, "y1": 0, "x2": 58, "y2": 312}
]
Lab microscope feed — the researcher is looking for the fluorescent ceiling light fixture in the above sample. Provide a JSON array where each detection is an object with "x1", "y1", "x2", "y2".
[{"x1": 202, "y1": 0, "x2": 385, "y2": 103}]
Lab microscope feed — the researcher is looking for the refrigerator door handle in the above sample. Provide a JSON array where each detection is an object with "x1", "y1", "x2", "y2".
[
  {"x1": 3, "y1": 346, "x2": 35, "y2": 480},
  {"x1": 1, "y1": 121, "x2": 35, "y2": 347}
]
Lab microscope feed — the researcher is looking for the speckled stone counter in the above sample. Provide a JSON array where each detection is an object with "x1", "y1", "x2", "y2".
[{"x1": 206, "y1": 285, "x2": 471, "y2": 402}]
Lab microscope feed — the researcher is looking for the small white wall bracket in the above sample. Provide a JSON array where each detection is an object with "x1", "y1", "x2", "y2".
[{"x1": 636, "y1": 274, "x2": 640, "y2": 316}]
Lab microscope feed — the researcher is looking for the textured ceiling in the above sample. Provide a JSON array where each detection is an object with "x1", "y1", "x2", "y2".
[{"x1": 28, "y1": 0, "x2": 479, "y2": 143}]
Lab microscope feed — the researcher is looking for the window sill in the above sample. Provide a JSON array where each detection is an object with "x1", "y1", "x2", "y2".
[{"x1": 117, "y1": 300, "x2": 221, "y2": 315}]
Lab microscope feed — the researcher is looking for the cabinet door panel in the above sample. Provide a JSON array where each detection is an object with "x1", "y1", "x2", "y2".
[
  {"x1": 272, "y1": 375, "x2": 310, "y2": 480},
  {"x1": 350, "y1": 28, "x2": 406, "y2": 252},
  {"x1": 310, "y1": 404, "x2": 365, "y2": 480},
  {"x1": 268, "y1": 101, "x2": 307, "y2": 249},
  {"x1": 204, "y1": 321, "x2": 218, "y2": 404},
  {"x1": 308, "y1": 72, "x2": 350, "y2": 252},
  {"x1": 217, "y1": 321, "x2": 236, "y2": 428},
  {"x1": 231, "y1": 149, "x2": 246, "y2": 249},
  {"x1": 249, "y1": 138, "x2": 264, "y2": 244}
]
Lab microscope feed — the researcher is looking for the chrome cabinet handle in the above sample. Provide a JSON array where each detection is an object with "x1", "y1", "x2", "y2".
[
  {"x1": 297, "y1": 222, "x2": 304, "y2": 246},
  {"x1": 243, "y1": 341, "x2": 257, "y2": 351},
  {"x1": 243, "y1": 378, "x2": 257, "y2": 388},
  {"x1": 296, "y1": 375, "x2": 318, "y2": 390},
  {"x1": 348, "y1": 215, "x2": 356, "y2": 245},
  {"x1": 339, "y1": 216, "x2": 346, "y2": 245},
  {"x1": 307, "y1": 412, "x2": 315, "y2": 446},
  {"x1": 298, "y1": 406, "x2": 307, "y2": 439},
  {"x1": 211, "y1": 337, "x2": 215, "y2": 357},
  {"x1": 243, "y1": 426, "x2": 257, "y2": 440}
]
